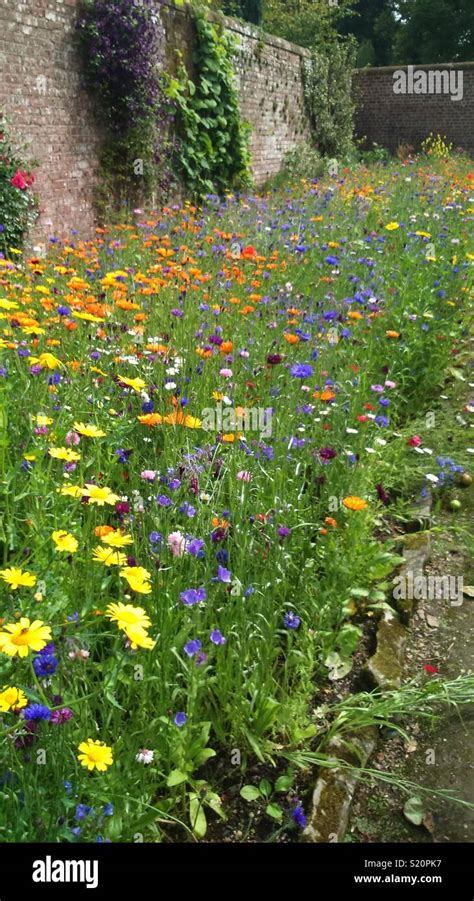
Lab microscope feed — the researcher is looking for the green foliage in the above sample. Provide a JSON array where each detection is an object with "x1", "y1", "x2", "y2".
[
  {"x1": 212, "y1": 0, "x2": 263, "y2": 24},
  {"x1": 0, "y1": 121, "x2": 38, "y2": 253},
  {"x1": 303, "y1": 37, "x2": 358, "y2": 158},
  {"x1": 392, "y1": 0, "x2": 474, "y2": 64},
  {"x1": 263, "y1": 0, "x2": 354, "y2": 49},
  {"x1": 166, "y1": 9, "x2": 252, "y2": 198}
]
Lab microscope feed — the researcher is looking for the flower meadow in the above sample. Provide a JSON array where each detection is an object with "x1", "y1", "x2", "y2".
[{"x1": 0, "y1": 156, "x2": 472, "y2": 842}]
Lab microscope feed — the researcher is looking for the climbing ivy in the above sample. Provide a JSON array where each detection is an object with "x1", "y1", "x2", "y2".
[{"x1": 166, "y1": 9, "x2": 252, "y2": 199}]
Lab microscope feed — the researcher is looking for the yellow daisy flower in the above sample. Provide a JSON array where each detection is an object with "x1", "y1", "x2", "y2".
[
  {"x1": 49, "y1": 447, "x2": 81, "y2": 462},
  {"x1": 52, "y1": 531, "x2": 79, "y2": 554},
  {"x1": 0, "y1": 567, "x2": 37, "y2": 590},
  {"x1": 82, "y1": 484, "x2": 119, "y2": 506},
  {"x1": 117, "y1": 374, "x2": 147, "y2": 392},
  {"x1": 92, "y1": 546, "x2": 127, "y2": 567},
  {"x1": 124, "y1": 624, "x2": 156, "y2": 650},
  {"x1": 106, "y1": 602, "x2": 151, "y2": 631},
  {"x1": 119, "y1": 566, "x2": 152, "y2": 594},
  {"x1": 0, "y1": 618, "x2": 52, "y2": 658},
  {"x1": 101, "y1": 531, "x2": 133, "y2": 548},
  {"x1": 0, "y1": 685, "x2": 28, "y2": 712},
  {"x1": 77, "y1": 739, "x2": 113, "y2": 772},
  {"x1": 73, "y1": 422, "x2": 107, "y2": 438}
]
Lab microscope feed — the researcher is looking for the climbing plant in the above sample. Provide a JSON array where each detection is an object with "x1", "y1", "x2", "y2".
[
  {"x1": 166, "y1": 9, "x2": 252, "y2": 199},
  {"x1": 77, "y1": 0, "x2": 176, "y2": 216},
  {"x1": 303, "y1": 36, "x2": 358, "y2": 159},
  {"x1": 0, "y1": 120, "x2": 38, "y2": 253}
]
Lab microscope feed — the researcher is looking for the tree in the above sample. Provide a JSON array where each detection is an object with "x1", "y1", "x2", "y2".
[
  {"x1": 214, "y1": 0, "x2": 263, "y2": 24},
  {"x1": 392, "y1": 0, "x2": 474, "y2": 63},
  {"x1": 262, "y1": 0, "x2": 355, "y2": 50}
]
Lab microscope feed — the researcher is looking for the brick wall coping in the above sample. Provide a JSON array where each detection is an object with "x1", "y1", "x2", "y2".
[{"x1": 158, "y1": 0, "x2": 311, "y2": 59}]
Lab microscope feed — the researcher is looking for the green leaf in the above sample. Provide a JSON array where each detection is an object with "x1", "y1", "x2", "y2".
[
  {"x1": 166, "y1": 769, "x2": 188, "y2": 787},
  {"x1": 274, "y1": 775, "x2": 293, "y2": 793},
  {"x1": 258, "y1": 779, "x2": 272, "y2": 799},
  {"x1": 193, "y1": 748, "x2": 216, "y2": 766},
  {"x1": 189, "y1": 793, "x2": 207, "y2": 838},
  {"x1": 403, "y1": 796, "x2": 425, "y2": 826},
  {"x1": 265, "y1": 803, "x2": 283, "y2": 821},
  {"x1": 240, "y1": 785, "x2": 261, "y2": 802}
]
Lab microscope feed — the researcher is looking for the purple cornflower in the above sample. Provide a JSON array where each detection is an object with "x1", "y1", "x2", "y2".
[
  {"x1": 284, "y1": 612, "x2": 301, "y2": 630},
  {"x1": 184, "y1": 638, "x2": 202, "y2": 658},
  {"x1": 51, "y1": 708, "x2": 74, "y2": 724},
  {"x1": 180, "y1": 587, "x2": 207, "y2": 606},
  {"x1": 215, "y1": 565, "x2": 232, "y2": 583},
  {"x1": 210, "y1": 629, "x2": 226, "y2": 645}
]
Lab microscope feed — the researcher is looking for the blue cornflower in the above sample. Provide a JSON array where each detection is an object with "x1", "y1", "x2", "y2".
[
  {"x1": 75, "y1": 804, "x2": 94, "y2": 821},
  {"x1": 22, "y1": 704, "x2": 51, "y2": 721},
  {"x1": 210, "y1": 629, "x2": 226, "y2": 646},
  {"x1": 292, "y1": 804, "x2": 307, "y2": 828},
  {"x1": 290, "y1": 363, "x2": 313, "y2": 379},
  {"x1": 102, "y1": 803, "x2": 114, "y2": 817},
  {"x1": 33, "y1": 651, "x2": 58, "y2": 678},
  {"x1": 284, "y1": 612, "x2": 301, "y2": 630},
  {"x1": 174, "y1": 712, "x2": 187, "y2": 728},
  {"x1": 180, "y1": 587, "x2": 207, "y2": 606},
  {"x1": 184, "y1": 638, "x2": 202, "y2": 657}
]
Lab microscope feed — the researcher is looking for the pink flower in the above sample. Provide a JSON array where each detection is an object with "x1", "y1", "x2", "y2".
[
  {"x1": 11, "y1": 171, "x2": 27, "y2": 190},
  {"x1": 407, "y1": 435, "x2": 422, "y2": 447},
  {"x1": 65, "y1": 430, "x2": 80, "y2": 446},
  {"x1": 385, "y1": 380, "x2": 396, "y2": 389},
  {"x1": 140, "y1": 469, "x2": 156, "y2": 482},
  {"x1": 219, "y1": 368, "x2": 232, "y2": 378},
  {"x1": 237, "y1": 470, "x2": 252, "y2": 482},
  {"x1": 167, "y1": 531, "x2": 186, "y2": 557}
]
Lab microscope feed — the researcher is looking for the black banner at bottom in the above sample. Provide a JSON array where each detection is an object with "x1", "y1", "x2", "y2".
[{"x1": 1, "y1": 841, "x2": 473, "y2": 896}]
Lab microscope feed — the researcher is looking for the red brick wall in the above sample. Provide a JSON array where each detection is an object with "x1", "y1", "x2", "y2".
[
  {"x1": 354, "y1": 63, "x2": 474, "y2": 155},
  {"x1": 2, "y1": 1, "x2": 472, "y2": 245},
  {"x1": 0, "y1": 0, "x2": 103, "y2": 249}
]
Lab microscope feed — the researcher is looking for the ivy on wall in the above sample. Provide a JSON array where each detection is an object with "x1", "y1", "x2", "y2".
[{"x1": 166, "y1": 8, "x2": 252, "y2": 199}]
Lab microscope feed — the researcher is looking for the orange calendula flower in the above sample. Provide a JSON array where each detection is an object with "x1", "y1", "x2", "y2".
[{"x1": 342, "y1": 496, "x2": 368, "y2": 511}]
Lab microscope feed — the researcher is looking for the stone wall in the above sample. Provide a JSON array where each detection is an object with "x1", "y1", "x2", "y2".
[{"x1": 354, "y1": 63, "x2": 474, "y2": 155}]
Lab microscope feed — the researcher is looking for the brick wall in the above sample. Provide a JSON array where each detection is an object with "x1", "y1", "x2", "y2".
[
  {"x1": 1, "y1": 1, "x2": 473, "y2": 245},
  {"x1": 0, "y1": 0, "x2": 103, "y2": 250},
  {"x1": 354, "y1": 63, "x2": 474, "y2": 154},
  {"x1": 158, "y1": 2, "x2": 312, "y2": 185}
]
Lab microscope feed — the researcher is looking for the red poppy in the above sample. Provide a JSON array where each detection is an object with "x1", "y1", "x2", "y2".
[
  {"x1": 424, "y1": 664, "x2": 439, "y2": 674},
  {"x1": 241, "y1": 245, "x2": 256, "y2": 259}
]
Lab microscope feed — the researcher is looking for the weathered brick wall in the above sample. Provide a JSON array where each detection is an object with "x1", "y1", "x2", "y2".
[
  {"x1": 354, "y1": 63, "x2": 474, "y2": 154},
  {"x1": 0, "y1": 0, "x2": 310, "y2": 243},
  {"x1": 1, "y1": 0, "x2": 473, "y2": 245},
  {"x1": 0, "y1": 0, "x2": 103, "y2": 250},
  {"x1": 158, "y1": 2, "x2": 312, "y2": 185}
]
